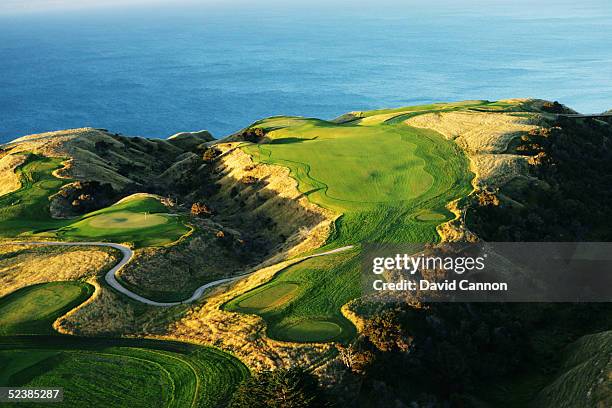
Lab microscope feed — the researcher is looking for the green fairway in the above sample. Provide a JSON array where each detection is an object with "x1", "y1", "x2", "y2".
[
  {"x1": 236, "y1": 283, "x2": 300, "y2": 312},
  {"x1": 0, "y1": 282, "x2": 93, "y2": 335},
  {"x1": 0, "y1": 155, "x2": 189, "y2": 247},
  {"x1": 282, "y1": 320, "x2": 343, "y2": 343},
  {"x1": 0, "y1": 337, "x2": 249, "y2": 408},
  {"x1": 226, "y1": 252, "x2": 360, "y2": 343},
  {"x1": 242, "y1": 116, "x2": 474, "y2": 245},
  {"x1": 229, "y1": 102, "x2": 480, "y2": 342},
  {"x1": 0, "y1": 154, "x2": 69, "y2": 236}
]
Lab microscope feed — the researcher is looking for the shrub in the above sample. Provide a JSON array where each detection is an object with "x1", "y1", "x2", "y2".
[
  {"x1": 190, "y1": 202, "x2": 213, "y2": 216},
  {"x1": 240, "y1": 127, "x2": 266, "y2": 143},
  {"x1": 203, "y1": 147, "x2": 220, "y2": 162}
]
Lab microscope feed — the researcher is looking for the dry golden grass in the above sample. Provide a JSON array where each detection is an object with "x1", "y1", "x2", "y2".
[
  {"x1": 0, "y1": 244, "x2": 120, "y2": 298},
  {"x1": 404, "y1": 110, "x2": 544, "y2": 191},
  {"x1": 55, "y1": 276, "x2": 185, "y2": 337},
  {"x1": 215, "y1": 143, "x2": 337, "y2": 260},
  {"x1": 0, "y1": 154, "x2": 26, "y2": 196},
  {"x1": 405, "y1": 110, "x2": 539, "y2": 154},
  {"x1": 471, "y1": 153, "x2": 530, "y2": 188},
  {"x1": 403, "y1": 105, "x2": 549, "y2": 243},
  {"x1": 8, "y1": 128, "x2": 102, "y2": 158}
]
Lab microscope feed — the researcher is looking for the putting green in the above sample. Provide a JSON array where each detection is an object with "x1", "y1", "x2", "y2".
[
  {"x1": 85, "y1": 211, "x2": 169, "y2": 229},
  {"x1": 415, "y1": 210, "x2": 448, "y2": 222},
  {"x1": 282, "y1": 320, "x2": 343, "y2": 343},
  {"x1": 237, "y1": 283, "x2": 299, "y2": 311},
  {"x1": 58, "y1": 196, "x2": 191, "y2": 247}
]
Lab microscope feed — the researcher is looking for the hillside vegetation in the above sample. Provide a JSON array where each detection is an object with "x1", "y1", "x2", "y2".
[
  {"x1": 1, "y1": 99, "x2": 610, "y2": 407},
  {"x1": 224, "y1": 101, "x2": 541, "y2": 343}
]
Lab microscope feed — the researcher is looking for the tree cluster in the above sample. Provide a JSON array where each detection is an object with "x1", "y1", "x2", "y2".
[
  {"x1": 229, "y1": 368, "x2": 328, "y2": 408},
  {"x1": 58, "y1": 181, "x2": 117, "y2": 213},
  {"x1": 239, "y1": 127, "x2": 266, "y2": 143}
]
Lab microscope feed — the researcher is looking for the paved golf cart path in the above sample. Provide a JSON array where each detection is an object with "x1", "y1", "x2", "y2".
[{"x1": 8, "y1": 241, "x2": 354, "y2": 307}]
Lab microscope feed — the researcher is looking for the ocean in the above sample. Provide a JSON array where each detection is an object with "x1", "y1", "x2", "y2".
[{"x1": 1, "y1": 1, "x2": 611, "y2": 142}]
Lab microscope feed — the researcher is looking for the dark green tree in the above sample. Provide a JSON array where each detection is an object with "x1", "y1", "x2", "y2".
[{"x1": 229, "y1": 368, "x2": 328, "y2": 408}]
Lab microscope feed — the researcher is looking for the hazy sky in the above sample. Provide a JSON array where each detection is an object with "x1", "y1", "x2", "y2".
[
  {"x1": 0, "y1": 0, "x2": 200, "y2": 14},
  {"x1": 2, "y1": 0, "x2": 608, "y2": 16}
]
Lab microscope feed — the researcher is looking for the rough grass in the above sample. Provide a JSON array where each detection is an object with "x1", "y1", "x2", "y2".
[
  {"x1": 228, "y1": 110, "x2": 474, "y2": 342},
  {"x1": 0, "y1": 154, "x2": 26, "y2": 197},
  {"x1": 0, "y1": 244, "x2": 119, "y2": 297},
  {"x1": 0, "y1": 282, "x2": 93, "y2": 335},
  {"x1": 0, "y1": 155, "x2": 190, "y2": 247}
]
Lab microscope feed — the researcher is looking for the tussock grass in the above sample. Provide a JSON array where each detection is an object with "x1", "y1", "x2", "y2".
[{"x1": 0, "y1": 244, "x2": 119, "y2": 297}]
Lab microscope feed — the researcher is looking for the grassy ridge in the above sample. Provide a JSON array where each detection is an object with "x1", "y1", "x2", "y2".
[
  {"x1": 227, "y1": 104, "x2": 475, "y2": 342},
  {"x1": 0, "y1": 154, "x2": 190, "y2": 247}
]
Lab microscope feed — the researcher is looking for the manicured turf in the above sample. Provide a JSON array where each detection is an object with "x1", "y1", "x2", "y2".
[
  {"x1": 226, "y1": 252, "x2": 360, "y2": 343},
  {"x1": 283, "y1": 320, "x2": 343, "y2": 343},
  {"x1": 229, "y1": 103, "x2": 477, "y2": 342},
  {"x1": 415, "y1": 210, "x2": 447, "y2": 221},
  {"x1": 0, "y1": 282, "x2": 93, "y2": 335},
  {"x1": 236, "y1": 283, "x2": 300, "y2": 312},
  {"x1": 0, "y1": 154, "x2": 69, "y2": 236},
  {"x1": 0, "y1": 154, "x2": 189, "y2": 247},
  {"x1": 0, "y1": 281, "x2": 249, "y2": 408},
  {"x1": 57, "y1": 195, "x2": 191, "y2": 247},
  {"x1": 0, "y1": 337, "x2": 249, "y2": 408}
]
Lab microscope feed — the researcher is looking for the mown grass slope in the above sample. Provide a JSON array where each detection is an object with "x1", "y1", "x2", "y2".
[
  {"x1": 0, "y1": 281, "x2": 249, "y2": 408},
  {"x1": 0, "y1": 281, "x2": 93, "y2": 335},
  {"x1": 0, "y1": 154, "x2": 68, "y2": 236},
  {"x1": 0, "y1": 338, "x2": 249, "y2": 408},
  {"x1": 0, "y1": 154, "x2": 190, "y2": 247},
  {"x1": 226, "y1": 251, "x2": 359, "y2": 343},
  {"x1": 227, "y1": 102, "x2": 480, "y2": 342}
]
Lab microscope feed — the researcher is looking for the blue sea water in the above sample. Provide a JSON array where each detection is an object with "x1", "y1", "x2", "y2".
[{"x1": 0, "y1": 1, "x2": 611, "y2": 142}]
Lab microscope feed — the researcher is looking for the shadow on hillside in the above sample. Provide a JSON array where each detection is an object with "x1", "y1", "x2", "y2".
[{"x1": 268, "y1": 136, "x2": 318, "y2": 145}]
